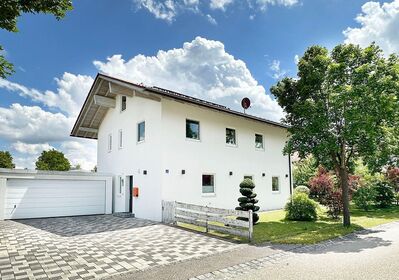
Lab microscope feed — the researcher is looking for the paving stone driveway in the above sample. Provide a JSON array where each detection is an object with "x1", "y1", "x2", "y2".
[{"x1": 0, "y1": 215, "x2": 241, "y2": 280}]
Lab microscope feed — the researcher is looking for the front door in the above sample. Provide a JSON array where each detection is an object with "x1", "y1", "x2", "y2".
[{"x1": 128, "y1": 175, "x2": 133, "y2": 213}]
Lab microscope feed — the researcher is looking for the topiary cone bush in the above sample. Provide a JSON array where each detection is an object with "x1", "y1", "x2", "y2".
[{"x1": 235, "y1": 178, "x2": 260, "y2": 224}]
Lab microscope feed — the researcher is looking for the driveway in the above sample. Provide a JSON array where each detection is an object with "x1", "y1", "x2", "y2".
[{"x1": 0, "y1": 215, "x2": 241, "y2": 280}]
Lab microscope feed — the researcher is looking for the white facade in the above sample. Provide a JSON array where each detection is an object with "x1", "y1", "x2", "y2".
[
  {"x1": 97, "y1": 89, "x2": 292, "y2": 222},
  {"x1": 0, "y1": 169, "x2": 113, "y2": 220}
]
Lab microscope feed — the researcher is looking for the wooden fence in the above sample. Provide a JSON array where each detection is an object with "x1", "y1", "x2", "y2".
[{"x1": 162, "y1": 201, "x2": 253, "y2": 241}]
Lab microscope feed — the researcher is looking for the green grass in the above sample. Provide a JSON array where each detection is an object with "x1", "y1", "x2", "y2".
[{"x1": 177, "y1": 205, "x2": 399, "y2": 245}]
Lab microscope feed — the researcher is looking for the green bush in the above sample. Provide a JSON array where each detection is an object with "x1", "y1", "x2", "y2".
[
  {"x1": 373, "y1": 182, "x2": 395, "y2": 208},
  {"x1": 394, "y1": 193, "x2": 399, "y2": 206},
  {"x1": 294, "y1": 185, "x2": 310, "y2": 196},
  {"x1": 353, "y1": 186, "x2": 376, "y2": 211},
  {"x1": 285, "y1": 193, "x2": 318, "y2": 221}
]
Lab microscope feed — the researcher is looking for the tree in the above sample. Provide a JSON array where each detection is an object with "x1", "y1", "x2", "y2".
[
  {"x1": 271, "y1": 44, "x2": 399, "y2": 226},
  {"x1": 235, "y1": 178, "x2": 260, "y2": 224},
  {"x1": 293, "y1": 155, "x2": 317, "y2": 187},
  {"x1": 35, "y1": 149, "x2": 71, "y2": 171},
  {"x1": 0, "y1": 0, "x2": 73, "y2": 78},
  {"x1": 0, "y1": 151, "x2": 15, "y2": 169}
]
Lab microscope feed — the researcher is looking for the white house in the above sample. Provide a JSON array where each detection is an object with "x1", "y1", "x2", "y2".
[{"x1": 71, "y1": 73, "x2": 292, "y2": 222}]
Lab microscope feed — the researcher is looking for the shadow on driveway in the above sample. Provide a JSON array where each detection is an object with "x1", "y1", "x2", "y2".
[{"x1": 15, "y1": 214, "x2": 157, "y2": 237}]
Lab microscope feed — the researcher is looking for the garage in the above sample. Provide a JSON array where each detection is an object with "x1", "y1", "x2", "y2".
[{"x1": 0, "y1": 169, "x2": 113, "y2": 220}]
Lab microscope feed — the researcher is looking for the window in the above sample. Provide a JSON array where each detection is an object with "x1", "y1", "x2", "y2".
[
  {"x1": 108, "y1": 133, "x2": 112, "y2": 151},
  {"x1": 226, "y1": 128, "x2": 236, "y2": 145},
  {"x1": 202, "y1": 174, "x2": 215, "y2": 194},
  {"x1": 244, "y1": 175, "x2": 253, "y2": 180},
  {"x1": 272, "y1": 176, "x2": 280, "y2": 192},
  {"x1": 118, "y1": 129, "x2": 123, "y2": 149},
  {"x1": 137, "y1": 121, "x2": 145, "y2": 142},
  {"x1": 255, "y1": 134, "x2": 264, "y2": 149},
  {"x1": 119, "y1": 176, "x2": 125, "y2": 194},
  {"x1": 186, "y1": 119, "x2": 200, "y2": 140},
  {"x1": 121, "y1": 96, "x2": 127, "y2": 111}
]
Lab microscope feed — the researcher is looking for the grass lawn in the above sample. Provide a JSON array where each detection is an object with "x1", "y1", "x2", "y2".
[{"x1": 177, "y1": 205, "x2": 399, "y2": 245}]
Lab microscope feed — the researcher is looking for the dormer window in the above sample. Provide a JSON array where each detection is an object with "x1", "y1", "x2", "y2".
[{"x1": 121, "y1": 96, "x2": 127, "y2": 112}]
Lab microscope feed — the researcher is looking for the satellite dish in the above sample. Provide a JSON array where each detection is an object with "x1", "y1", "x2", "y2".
[{"x1": 241, "y1": 97, "x2": 251, "y2": 113}]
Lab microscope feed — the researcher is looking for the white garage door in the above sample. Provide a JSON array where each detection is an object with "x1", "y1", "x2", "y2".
[{"x1": 4, "y1": 179, "x2": 106, "y2": 219}]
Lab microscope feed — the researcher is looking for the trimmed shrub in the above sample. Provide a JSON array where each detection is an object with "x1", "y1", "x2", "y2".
[
  {"x1": 373, "y1": 182, "x2": 395, "y2": 208},
  {"x1": 353, "y1": 186, "x2": 376, "y2": 211},
  {"x1": 285, "y1": 193, "x2": 318, "y2": 221},
  {"x1": 236, "y1": 178, "x2": 259, "y2": 224},
  {"x1": 294, "y1": 185, "x2": 310, "y2": 196}
]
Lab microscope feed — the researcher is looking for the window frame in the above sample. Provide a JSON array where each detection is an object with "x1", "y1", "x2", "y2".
[
  {"x1": 108, "y1": 133, "x2": 112, "y2": 152},
  {"x1": 186, "y1": 119, "x2": 201, "y2": 141},
  {"x1": 121, "y1": 95, "x2": 127, "y2": 112},
  {"x1": 225, "y1": 127, "x2": 237, "y2": 146},
  {"x1": 201, "y1": 173, "x2": 216, "y2": 196},
  {"x1": 118, "y1": 129, "x2": 123, "y2": 149},
  {"x1": 255, "y1": 133, "x2": 264, "y2": 150},
  {"x1": 137, "y1": 121, "x2": 145, "y2": 143},
  {"x1": 272, "y1": 176, "x2": 280, "y2": 193}
]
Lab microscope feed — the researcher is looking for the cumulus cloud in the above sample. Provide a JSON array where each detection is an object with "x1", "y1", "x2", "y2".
[
  {"x1": 343, "y1": 0, "x2": 399, "y2": 55},
  {"x1": 133, "y1": 0, "x2": 298, "y2": 22},
  {"x1": 94, "y1": 36, "x2": 283, "y2": 121},
  {"x1": 0, "y1": 104, "x2": 73, "y2": 143},
  {"x1": 11, "y1": 141, "x2": 54, "y2": 155},
  {"x1": 0, "y1": 73, "x2": 93, "y2": 117}
]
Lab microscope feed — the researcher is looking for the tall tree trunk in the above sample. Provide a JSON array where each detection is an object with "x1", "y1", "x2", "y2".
[{"x1": 338, "y1": 166, "x2": 351, "y2": 227}]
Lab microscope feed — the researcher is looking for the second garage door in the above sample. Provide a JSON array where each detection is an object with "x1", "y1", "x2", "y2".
[{"x1": 4, "y1": 178, "x2": 106, "y2": 219}]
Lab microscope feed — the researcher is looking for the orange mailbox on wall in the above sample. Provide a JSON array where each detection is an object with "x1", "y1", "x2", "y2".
[{"x1": 133, "y1": 187, "x2": 139, "y2": 197}]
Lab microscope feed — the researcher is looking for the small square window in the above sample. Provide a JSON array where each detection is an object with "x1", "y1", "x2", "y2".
[
  {"x1": 226, "y1": 128, "x2": 236, "y2": 145},
  {"x1": 108, "y1": 133, "x2": 112, "y2": 151},
  {"x1": 121, "y1": 96, "x2": 127, "y2": 111},
  {"x1": 138, "y1": 122, "x2": 145, "y2": 142},
  {"x1": 118, "y1": 129, "x2": 123, "y2": 149},
  {"x1": 186, "y1": 119, "x2": 200, "y2": 140},
  {"x1": 272, "y1": 176, "x2": 280, "y2": 192},
  {"x1": 255, "y1": 134, "x2": 264, "y2": 149},
  {"x1": 202, "y1": 174, "x2": 215, "y2": 194}
]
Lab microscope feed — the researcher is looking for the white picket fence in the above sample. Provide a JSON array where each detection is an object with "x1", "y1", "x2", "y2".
[{"x1": 162, "y1": 201, "x2": 253, "y2": 241}]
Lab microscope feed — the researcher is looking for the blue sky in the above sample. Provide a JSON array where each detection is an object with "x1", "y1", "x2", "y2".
[{"x1": 1, "y1": 0, "x2": 398, "y2": 169}]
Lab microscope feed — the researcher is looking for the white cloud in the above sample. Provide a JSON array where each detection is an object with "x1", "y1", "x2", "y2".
[
  {"x1": 0, "y1": 104, "x2": 73, "y2": 143},
  {"x1": 210, "y1": 0, "x2": 234, "y2": 10},
  {"x1": 206, "y1": 14, "x2": 218, "y2": 25},
  {"x1": 94, "y1": 36, "x2": 283, "y2": 121},
  {"x1": 256, "y1": 0, "x2": 298, "y2": 11},
  {"x1": 294, "y1": 54, "x2": 300, "y2": 64},
  {"x1": 133, "y1": 0, "x2": 299, "y2": 23},
  {"x1": 343, "y1": 0, "x2": 399, "y2": 55},
  {"x1": 0, "y1": 73, "x2": 93, "y2": 117},
  {"x1": 12, "y1": 141, "x2": 54, "y2": 155},
  {"x1": 269, "y1": 59, "x2": 287, "y2": 79}
]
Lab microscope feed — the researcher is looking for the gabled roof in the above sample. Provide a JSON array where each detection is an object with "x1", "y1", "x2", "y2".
[{"x1": 70, "y1": 73, "x2": 287, "y2": 139}]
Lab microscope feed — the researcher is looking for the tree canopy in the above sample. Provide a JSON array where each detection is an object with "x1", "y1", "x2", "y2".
[
  {"x1": 35, "y1": 149, "x2": 71, "y2": 171},
  {"x1": 0, "y1": 151, "x2": 15, "y2": 169},
  {"x1": 0, "y1": 0, "x2": 73, "y2": 78},
  {"x1": 271, "y1": 43, "x2": 399, "y2": 226}
]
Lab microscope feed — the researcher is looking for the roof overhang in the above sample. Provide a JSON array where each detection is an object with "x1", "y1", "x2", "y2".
[{"x1": 70, "y1": 74, "x2": 146, "y2": 139}]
